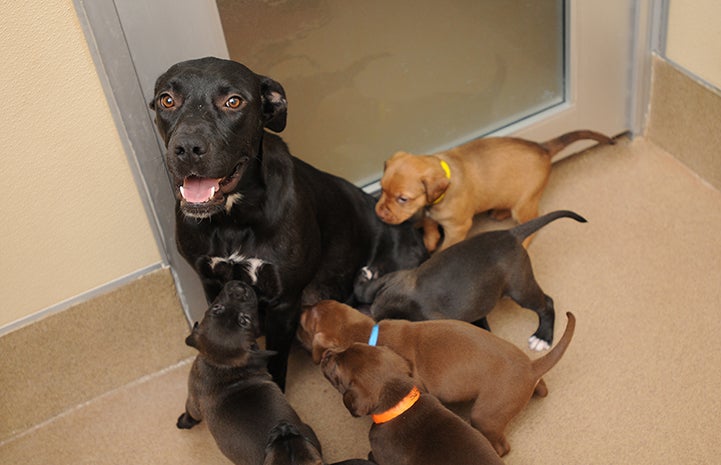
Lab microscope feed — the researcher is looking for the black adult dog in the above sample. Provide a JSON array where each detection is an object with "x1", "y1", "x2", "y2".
[{"x1": 150, "y1": 57, "x2": 427, "y2": 389}]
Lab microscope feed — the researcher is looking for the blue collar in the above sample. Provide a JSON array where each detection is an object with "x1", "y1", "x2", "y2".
[{"x1": 368, "y1": 324, "x2": 380, "y2": 346}]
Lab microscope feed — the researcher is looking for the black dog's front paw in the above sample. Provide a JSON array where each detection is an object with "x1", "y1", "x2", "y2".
[{"x1": 177, "y1": 412, "x2": 200, "y2": 429}]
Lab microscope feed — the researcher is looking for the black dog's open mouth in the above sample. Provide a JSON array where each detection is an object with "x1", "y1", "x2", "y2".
[{"x1": 178, "y1": 164, "x2": 243, "y2": 207}]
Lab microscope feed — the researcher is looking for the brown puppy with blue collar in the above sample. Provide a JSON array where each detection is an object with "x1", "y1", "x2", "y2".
[
  {"x1": 321, "y1": 343, "x2": 504, "y2": 465},
  {"x1": 375, "y1": 130, "x2": 612, "y2": 251},
  {"x1": 299, "y1": 300, "x2": 575, "y2": 457}
]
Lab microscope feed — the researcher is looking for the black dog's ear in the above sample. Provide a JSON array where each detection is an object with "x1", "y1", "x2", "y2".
[
  {"x1": 185, "y1": 322, "x2": 200, "y2": 348},
  {"x1": 259, "y1": 75, "x2": 287, "y2": 133}
]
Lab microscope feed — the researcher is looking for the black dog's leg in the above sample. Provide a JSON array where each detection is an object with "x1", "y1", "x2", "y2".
[
  {"x1": 471, "y1": 316, "x2": 491, "y2": 332},
  {"x1": 264, "y1": 300, "x2": 300, "y2": 391},
  {"x1": 176, "y1": 411, "x2": 200, "y2": 429}
]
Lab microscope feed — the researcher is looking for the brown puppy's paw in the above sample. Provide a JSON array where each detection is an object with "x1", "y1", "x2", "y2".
[{"x1": 176, "y1": 412, "x2": 200, "y2": 429}]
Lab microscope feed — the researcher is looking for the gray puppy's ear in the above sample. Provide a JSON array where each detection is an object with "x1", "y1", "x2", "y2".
[
  {"x1": 185, "y1": 322, "x2": 200, "y2": 348},
  {"x1": 259, "y1": 75, "x2": 287, "y2": 133},
  {"x1": 342, "y1": 387, "x2": 373, "y2": 417}
]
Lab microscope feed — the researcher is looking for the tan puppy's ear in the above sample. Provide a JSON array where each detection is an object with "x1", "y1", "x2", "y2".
[
  {"x1": 422, "y1": 175, "x2": 450, "y2": 204},
  {"x1": 311, "y1": 332, "x2": 336, "y2": 364}
]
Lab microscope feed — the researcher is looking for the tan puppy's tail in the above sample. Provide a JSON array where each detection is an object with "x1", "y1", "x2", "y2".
[
  {"x1": 531, "y1": 312, "x2": 576, "y2": 379},
  {"x1": 541, "y1": 130, "x2": 614, "y2": 158}
]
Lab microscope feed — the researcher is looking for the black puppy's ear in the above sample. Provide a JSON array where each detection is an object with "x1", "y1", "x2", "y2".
[
  {"x1": 185, "y1": 322, "x2": 200, "y2": 348},
  {"x1": 259, "y1": 76, "x2": 287, "y2": 133}
]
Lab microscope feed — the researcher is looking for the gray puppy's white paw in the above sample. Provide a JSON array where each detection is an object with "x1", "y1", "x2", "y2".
[{"x1": 528, "y1": 335, "x2": 550, "y2": 351}]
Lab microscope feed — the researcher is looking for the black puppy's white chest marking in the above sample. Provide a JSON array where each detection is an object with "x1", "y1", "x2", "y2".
[{"x1": 210, "y1": 253, "x2": 265, "y2": 284}]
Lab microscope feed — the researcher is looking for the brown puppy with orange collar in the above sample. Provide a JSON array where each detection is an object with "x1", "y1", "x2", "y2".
[
  {"x1": 299, "y1": 300, "x2": 575, "y2": 457},
  {"x1": 375, "y1": 130, "x2": 612, "y2": 251},
  {"x1": 321, "y1": 342, "x2": 505, "y2": 465}
]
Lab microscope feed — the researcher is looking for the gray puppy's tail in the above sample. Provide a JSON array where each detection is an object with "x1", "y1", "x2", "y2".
[{"x1": 510, "y1": 210, "x2": 587, "y2": 242}]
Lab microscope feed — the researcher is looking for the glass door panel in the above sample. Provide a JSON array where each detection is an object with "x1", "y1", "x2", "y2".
[{"x1": 216, "y1": 0, "x2": 564, "y2": 186}]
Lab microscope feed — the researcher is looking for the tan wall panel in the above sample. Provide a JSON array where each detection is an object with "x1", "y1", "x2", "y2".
[
  {"x1": 666, "y1": 0, "x2": 721, "y2": 89},
  {"x1": 0, "y1": 1, "x2": 160, "y2": 328}
]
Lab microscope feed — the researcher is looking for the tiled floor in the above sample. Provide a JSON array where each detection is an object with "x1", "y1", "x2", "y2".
[{"x1": 3, "y1": 136, "x2": 721, "y2": 464}]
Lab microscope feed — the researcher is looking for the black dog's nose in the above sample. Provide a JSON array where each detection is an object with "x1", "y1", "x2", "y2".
[{"x1": 172, "y1": 134, "x2": 209, "y2": 159}]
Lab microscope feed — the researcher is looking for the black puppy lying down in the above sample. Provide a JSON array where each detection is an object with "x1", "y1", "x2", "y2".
[
  {"x1": 355, "y1": 210, "x2": 586, "y2": 351},
  {"x1": 151, "y1": 57, "x2": 428, "y2": 389},
  {"x1": 265, "y1": 422, "x2": 377, "y2": 465}
]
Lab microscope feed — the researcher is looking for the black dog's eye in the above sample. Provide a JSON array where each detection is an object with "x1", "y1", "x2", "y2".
[
  {"x1": 225, "y1": 96, "x2": 244, "y2": 109},
  {"x1": 158, "y1": 93, "x2": 175, "y2": 109}
]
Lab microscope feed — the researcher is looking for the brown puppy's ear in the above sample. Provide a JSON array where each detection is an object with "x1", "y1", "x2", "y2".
[
  {"x1": 311, "y1": 333, "x2": 336, "y2": 364},
  {"x1": 342, "y1": 387, "x2": 374, "y2": 417},
  {"x1": 259, "y1": 75, "x2": 287, "y2": 133},
  {"x1": 422, "y1": 175, "x2": 450, "y2": 204},
  {"x1": 185, "y1": 322, "x2": 200, "y2": 348}
]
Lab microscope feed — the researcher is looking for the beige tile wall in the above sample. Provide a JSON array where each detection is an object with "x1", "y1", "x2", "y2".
[
  {"x1": 646, "y1": 55, "x2": 721, "y2": 191},
  {"x1": 0, "y1": 268, "x2": 192, "y2": 443}
]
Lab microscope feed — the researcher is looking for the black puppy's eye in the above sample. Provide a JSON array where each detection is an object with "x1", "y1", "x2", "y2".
[
  {"x1": 158, "y1": 93, "x2": 175, "y2": 109},
  {"x1": 225, "y1": 96, "x2": 244, "y2": 109},
  {"x1": 238, "y1": 313, "x2": 251, "y2": 328}
]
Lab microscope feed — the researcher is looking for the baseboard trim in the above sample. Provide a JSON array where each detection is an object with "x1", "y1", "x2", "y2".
[{"x1": 0, "y1": 262, "x2": 164, "y2": 336}]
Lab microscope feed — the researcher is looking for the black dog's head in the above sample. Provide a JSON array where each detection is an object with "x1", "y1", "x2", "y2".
[
  {"x1": 150, "y1": 57, "x2": 287, "y2": 219},
  {"x1": 186, "y1": 280, "x2": 262, "y2": 366}
]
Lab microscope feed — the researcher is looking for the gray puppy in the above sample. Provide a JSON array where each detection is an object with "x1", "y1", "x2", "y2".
[
  {"x1": 354, "y1": 210, "x2": 586, "y2": 351},
  {"x1": 178, "y1": 280, "x2": 321, "y2": 465}
]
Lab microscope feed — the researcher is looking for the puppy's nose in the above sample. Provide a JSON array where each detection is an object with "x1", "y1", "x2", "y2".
[
  {"x1": 171, "y1": 134, "x2": 209, "y2": 160},
  {"x1": 227, "y1": 282, "x2": 249, "y2": 299},
  {"x1": 375, "y1": 203, "x2": 390, "y2": 221},
  {"x1": 210, "y1": 303, "x2": 225, "y2": 315}
]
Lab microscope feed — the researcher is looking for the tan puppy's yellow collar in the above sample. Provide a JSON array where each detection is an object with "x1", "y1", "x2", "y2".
[{"x1": 432, "y1": 160, "x2": 451, "y2": 205}]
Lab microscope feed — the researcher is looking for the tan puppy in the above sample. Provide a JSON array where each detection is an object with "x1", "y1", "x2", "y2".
[
  {"x1": 321, "y1": 342, "x2": 505, "y2": 465},
  {"x1": 299, "y1": 300, "x2": 576, "y2": 456},
  {"x1": 375, "y1": 130, "x2": 612, "y2": 251}
]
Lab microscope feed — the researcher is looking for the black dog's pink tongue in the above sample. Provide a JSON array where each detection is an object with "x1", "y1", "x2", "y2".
[{"x1": 180, "y1": 177, "x2": 221, "y2": 203}]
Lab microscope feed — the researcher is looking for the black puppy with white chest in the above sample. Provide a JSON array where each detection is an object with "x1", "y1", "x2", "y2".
[
  {"x1": 150, "y1": 57, "x2": 427, "y2": 389},
  {"x1": 354, "y1": 210, "x2": 586, "y2": 351},
  {"x1": 179, "y1": 280, "x2": 324, "y2": 465}
]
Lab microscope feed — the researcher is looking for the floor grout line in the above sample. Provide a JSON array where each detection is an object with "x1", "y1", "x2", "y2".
[{"x1": 0, "y1": 358, "x2": 194, "y2": 448}]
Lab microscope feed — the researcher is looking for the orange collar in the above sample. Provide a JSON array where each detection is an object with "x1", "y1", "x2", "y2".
[{"x1": 372, "y1": 386, "x2": 421, "y2": 424}]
